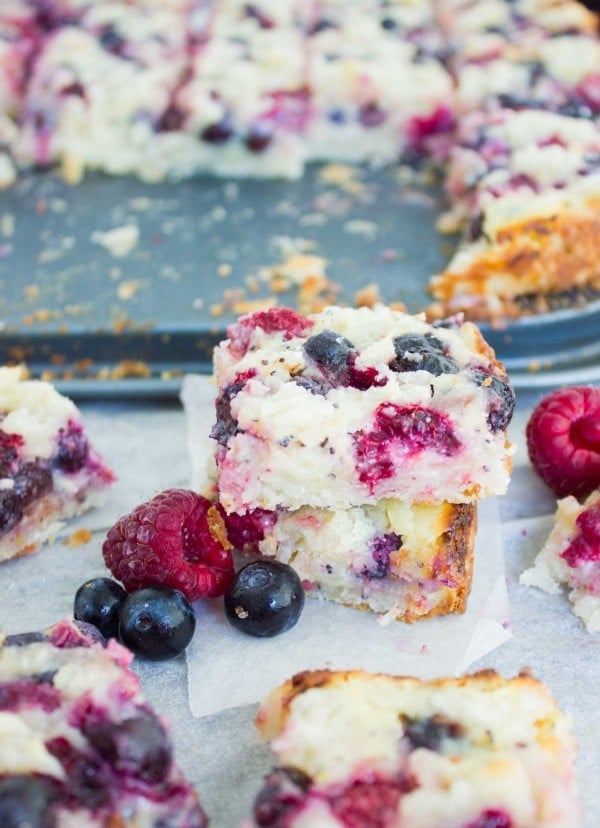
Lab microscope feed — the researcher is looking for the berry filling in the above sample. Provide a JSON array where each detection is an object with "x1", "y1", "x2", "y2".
[
  {"x1": 353, "y1": 404, "x2": 461, "y2": 492},
  {"x1": 362, "y1": 533, "x2": 402, "y2": 579},
  {"x1": 53, "y1": 420, "x2": 89, "y2": 473},
  {"x1": 403, "y1": 714, "x2": 464, "y2": 751},
  {"x1": 390, "y1": 334, "x2": 459, "y2": 377},
  {"x1": 0, "y1": 775, "x2": 57, "y2": 828},
  {"x1": 0, "y1": 679, "x2": 61, "y2": 713},
  {"x1": 466, "y1": 810, "x2": 513, "y2": 828},
  {"x1": 560, "y1": 503, "x2": 600, "y2": 568},
  {"x1": 303, "y1": 331, "x2": 386, "y2": 390},
  {"x1": 211, "y1": 370, "x2": 257, "y2": 446},
  {"x1": 102, "y1": 490, "x2": 234, "y2": 601},
  {"x1": 221, "y1": 506, "x2": 278, "y2": 552},
  {"x1": 0, "y1": 431, "x2": 60, "y2": 536},
  {"x1": 228, "y1": 309, "x2": 313, "y2": 358},
  {"x1": 328, "y1": 776, "x2": 417, "y2": 828},
  {"x1": 253, "y1": 766, "x2": 312, "y2": 827},
  {"x1": 469, "y1": 369, "x2": 515, "y2": 432},
  {"x1": 46, "y1": 737, "x2": 113, "y2": 811}
]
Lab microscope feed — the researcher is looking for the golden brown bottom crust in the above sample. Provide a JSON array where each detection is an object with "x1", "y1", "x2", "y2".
[{"x1": 429, "y1": 202, "x2": 600, "y2": 320}]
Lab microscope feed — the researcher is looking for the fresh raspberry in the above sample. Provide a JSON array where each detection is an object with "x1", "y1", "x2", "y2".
[
  {"x1": 228, "y1": 308, "x2": 313, "y2": 357},
  {"x1": 526, "y1": 386, "x2": 600, "y2": 499},
  {"x1": 102, "y1": 490, "x2": 234, "y2": 601}
]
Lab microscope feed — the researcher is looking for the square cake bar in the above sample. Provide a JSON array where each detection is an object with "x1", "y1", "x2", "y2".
[
  {"x1": 249, "y1": 668, "x2": 579, "y2": 827},
  {"x1": 212, "y1": 306, "x2": 514, "y2": 513},
  {"x1": 223, "y1": 499, "x2": 476, "y2": 622},
  {"x1": 0, "y1": 618, "x2": 207, "y2": 826},
  {"x1": 0, "y1": 366, "x2": 114, "y2": 563}
]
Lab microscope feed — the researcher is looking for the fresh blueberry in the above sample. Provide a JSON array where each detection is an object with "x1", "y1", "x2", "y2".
[
  {"x1": 54, "y1": 422, "x2": 89, "y2": 473},
  {"x1": 0, "y1": 775, "x2": 56, "y2": 828},
  {"x1": 74, "y1": 578, "x2": 127, "y2": 641},
  {"x1": 304, "y1": 330, "x2": 353, "y2": 372},
  {"x1": 0, "y1": 490, "x2": 23, "y2": 536},
  {"x1": 118, "y1": 586, "x2": 196, "y2": 660},
  {"x1": 224, "y1": 561, "x2": 304, "y2": 638},
  {"x1": 83, "y1": 712, "x2": 172, "y2": 784},
  {"x1": 404, "y1": 714, "x2": 464, "y2": 751},
  {"x1": 201, "y1": 117, "x2": 234, "y2": 144},
  {"x1": 390, "y1": 334, "x2": 459, "y2": 376},
  {"x1": 381, "y1": 17, "x2": 397, "y2": 30},
  {"x1": 13, "y1": 461, "x2": 53, "y2": 508},
  {"x1": 470, "y1": 369, "x2": 516, "y2": 432},
  {"x1": 99, "y1": 25, "x2": 126, "y2": 56},
  {"x1": 246, "y1": 120, "x2": 274, "y2": 152}
]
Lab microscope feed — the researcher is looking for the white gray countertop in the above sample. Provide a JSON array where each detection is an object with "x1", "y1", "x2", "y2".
[{"x1": 1, "y1": 389, "x2": 598, "y2": 827}]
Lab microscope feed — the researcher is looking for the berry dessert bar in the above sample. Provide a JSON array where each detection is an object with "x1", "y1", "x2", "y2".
[
  {"x1": 224, "y1": 500, "x2": 476, "y2": 621},
  {"x1": 212, "y1": 306, "x2": 514, "y2": 513},
  {"x1": 249, "y1": 668, "x2": 579, "y2": 827},
  {"x1": 430, "y1": 108, "x2": 600, "y2": 318},
  {"x1": 0, "y1": 618, "x2": 207, "y2": 826},
  {"x1": 521, "y1": 488, "x2": 600, "y2": 632},
  {"x1": 0, "y1": 366, "x2": 114, "y2": 563}
]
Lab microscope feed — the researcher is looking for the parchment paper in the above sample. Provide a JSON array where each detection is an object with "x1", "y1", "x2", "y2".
[{"x1": 181, "y1": 374, "x2": 512, "y2": 718}]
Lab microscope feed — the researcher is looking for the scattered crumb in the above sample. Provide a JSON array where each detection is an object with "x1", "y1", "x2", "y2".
[
  {"x1": 92, "y1": 224, "x2": 140, "y2": 258},
  {"x1": 23, "y1": 284, "x2": 40, "y2": 302},
  {"x1": 62, "y1": 528, "x2": 92, "y2": 548},
  {"x1": 381, "y1": 248, "x2": 402, "y2": 262},
  {"x1": 97, "y1": 360, "x2": 152, "y2": 380},
  {"x1": 528, "y1": 360, "x2": 541, "y2": 373},
  {"x1": 117, "y1": 280, "x2": 144, "y2": 301},
  {"x1": 210, "y1": 303, "x2": 224, "y2": 317},
  {"x1": 355, "y1": 283, "x2": 382, "y2": 308},
  {"x1": 217, "y1": 263, "x2": 232, "y2": 278},
  {"x1": 0, "y1": 214, "x2": 15, "y2": 238},
  {"x1": 270, "y1": 236, "x2": 317, "y2": 259},
  {"x1": 299, "y1": 212, "x2": 328, "y2": 227},
  {"x1": 319, "y1": 163, "x2": 364, "y2": 196},
  {"x1": 436, "y1": 209, "x2": 463, "y2": 235},
  {"x1": 344, "y1": 219, "x2": 378, "y2": 241},
  {"x1": 389, "y1": 301, "x2": 407, "y2": 312},
  {"x1": 258, "y1": 254, "x2": 328, "y2": 292}
]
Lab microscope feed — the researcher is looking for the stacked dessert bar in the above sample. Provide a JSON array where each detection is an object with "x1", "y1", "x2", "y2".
[{"x1": 211, "y1": 305, "x2": 515, "y2": 621}]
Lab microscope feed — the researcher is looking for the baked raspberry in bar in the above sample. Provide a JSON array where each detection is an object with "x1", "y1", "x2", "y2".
[
  {"x1": 0, "y1": 618, "x2": 207, "y2": 826},
  {"x1": 303, "y1": 3, "x2": 454, "y2": 165},
  {"x1": 250, "y1": 669, "x2": 579, "y2": 827},
  {"x1": 212, "y1": 306, "x2": 514, "y2": 513},
  {"x1": 16, "y1": 0, "x2": 190, "y2": 183},
  {"x1": 224, "y1": 499, "x2": 476, "y2": 621},
  {"x1": 521, "y1": 488, "x2": 600, "y2": 633},
  {"x1": 430, "y1": 109, "x2": 600, "y2": 318},
  {"x1": 0, "y1": 366, "x2": 114, "y2": 563}
]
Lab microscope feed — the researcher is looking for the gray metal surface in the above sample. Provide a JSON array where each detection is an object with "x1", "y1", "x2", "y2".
[{"x1": 0, "y1": 167, "x2": 598, "y2": 396}]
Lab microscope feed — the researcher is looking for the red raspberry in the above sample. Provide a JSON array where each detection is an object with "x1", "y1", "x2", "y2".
[
  {"x1": 228, "y1": 308, "x2": 313, "y2": 357},
  {"x1": 526, "y1": 386, "x2": 600, "y2": 499},
  {"x1": 102, "y1": 490, "x2": 234, "y2": 601}
]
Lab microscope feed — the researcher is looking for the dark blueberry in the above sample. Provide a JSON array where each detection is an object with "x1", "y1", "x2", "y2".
[
  {"x1": 0, "y1": 489, "x2": 23, "y2": 536},
  {"x1": 119, "y1": 586, "x2": 196, "y2": 661},
  {"x1": 254, "y1": 766, "x2": 312, "y2": 827},
  {"x1": 559, "y1": 98, "x2": 595, "y2": 120},
  {"x1": 381, "y1": 17, "x2": 397, "y2": 30},
  {"x1": 328, "y1": 108, "x2": 346, "y2": 124},
  {"x1": 60, "y1": 82, "x2": 85, "y2": 98},
  {"x1": 211, "y1": 381, "x2": 245, "y2": 445},
  {"x1": 72, "y1": 620, "x2": 107, "y2": 645},
  {"x1": 390, "y1": 334, "x2": 459, "y2": 376},
  {"x1": 74, "y1": 578, "x2": 127, "y2": 641},
  {"x1": 404, "y1": 714, "x2": 464, "y2": 751},
  {"x1": 245, "y1": 120, "x2": 274, "y2": 152},
  {"x1": 0, "y1": 775, "x2": 56, "y2": 828},
  {"x1": 157, "y1": 103, "x2": 186, "y2": 132},
  {"x1": 224, "y1": 561, "x2": 304, "y2": 638},
  {"x1": 497, "y1": 93, "x2": 543, "y2": 111},
  {"x1": 466, "y1": 810, "x2": 513, "y2": 828},
  {"x1": 431, "y1": 315, "x2": 462, "y2": 330},
  {"x1": 304, "y1": 330, "x2": 353, "y2": 372},
  {"x1": 83, "y1": 711, "x2": 172, "y2": 784},
  {"x1": 358, "y1": 102, "x2": 386, "y2": 128},
  {"x1": 466, "y1": 212, "x2": 485, "y2": 242},
  {"x1": 308, "y1": 18, "x2": 336, "y2": 35},
  {"x1": 293, "y1": 376, "x2": 332, "y2": 396},
  {"x1": 53, "y1": 422, "x2": 89, "y2": 473},
  {"x1": 201, "y1": 117, "x2": 234, "y2": 144},
  {"x1": 470, "y1": 369, "x2": 516, "y2": 432},
  {"x1": 363, "y1": 533, "x2": 402, "y2": 579},
  {"x1": 244, "y1": 4, "x2": 275, "y2": 29},
  {"x1": 46, "y1": 738, "x2": 111, "y2": 810},
  {"x1": 99, "y1": 25, "x2": 126, "y2": 56},
  {"x1": 13, "y1": 461, "x2": 53, "y2": 508},
  {"x1": 4, "y1": 631, "x2": 48, "y2": 647}
]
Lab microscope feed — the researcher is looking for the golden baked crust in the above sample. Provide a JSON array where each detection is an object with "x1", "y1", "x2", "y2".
[{"x1": 429, "y1": 199, "x2": 600, "y2": 320}]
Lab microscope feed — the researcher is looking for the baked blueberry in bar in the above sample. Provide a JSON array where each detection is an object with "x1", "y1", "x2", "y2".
[
  {"x1": 521, "y1": 488, "x2": 600, "y2": 632},
  {"x1": 0, "y1": 366, "x2": 114, "y2": 563},
  {"x1": 0, "y1": 618, "x2": 207, "y2": 826},
  {"x1": 212, "y1": 306, "x2": 514, "y2": 513},
  {"x1": 223, "y1": 499, "x2": 476, "y2": 621},
  {"x1": 249, "y1": 669, "x2": 579, "y2": 827},
  {"x1": 430, "y1": 109, "x2": 600, "y2": 318}
]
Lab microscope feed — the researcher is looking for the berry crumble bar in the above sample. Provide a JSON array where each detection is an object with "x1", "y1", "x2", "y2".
[
  {"x1": 0, "y1": 366, "x2": 114, "y2": 563},
  {"x1": 431, "y1": 108, "x2": 600, "y2": 318},
  {"x1": 249, "y1": 668, "x2": 579, "y2": 827},
  {"x1": 223, "y1": 500, "x2": 476, "y2": 622},
  {"x1": 212, "y1": 306, "x2": 514, "y2": 513},
  {"x1": 521, "y1": 488, "x2": 600, "y2": 632},
  {"x1": 0, "y1": 617, "x2": 207, "y2": 826}
]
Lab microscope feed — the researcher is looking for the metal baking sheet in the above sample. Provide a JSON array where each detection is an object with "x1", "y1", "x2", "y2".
[{"x1": 1, "y1": 166, "x2": 599, "y2": 397}]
